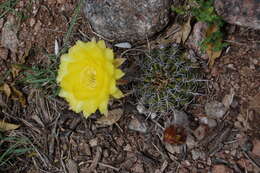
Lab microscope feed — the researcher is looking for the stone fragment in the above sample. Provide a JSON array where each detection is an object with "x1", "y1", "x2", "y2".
[
  {"x1": 186, "y1": 134, "x2": 196, "y2": 149},
  {"x1": 1, "y1": 16, "x2": 19, "y2": 53},
  {"x1": 165, "y1": 143, "x2": 182, "y2": 154},
  {"x1": 114, "y1": 42, "x2": 132, "y2": 49},
  {"x1": 205, "y1": 101, "x2": 227, "y2": 119},
  {"x1": 172, "y1": 110, "x2": 189, "y2": 126},
  {"x1": 131, "y1": 162, "x2": 144, "y2": 173},
  {"x1": 89, "y1": 138, "x2": 98, "y2": 147},
  {"x1": 212, "y1": 164, "x2": 233, "y2": 173},
  {"x1": 128, "y1": 117, "x2": 147, "y2": 133},
  {"x1": 208, "y1": 118, "x2": 217, "y2": 128},
  {"x1": 252, "y1": 139, "x2": 260, "y2": 157},
  {"x1": 214, "y1": 0, "x2": 260, "y2": 30},
  {"x1": 186, "y1": 22, "x2": 208, "y2": 59},
  {"x1": 193, "y1": 125, "x2": 207, "y2": 141},
  {"x1": 191, "y1": 149, "x2": 206, "y2": 160},
  {"x1": 84, "y1": 0, "x2": 171, "y2": 42},
  {"x1": 66, "y1": 159, "x2": 78, "y2": 173}
]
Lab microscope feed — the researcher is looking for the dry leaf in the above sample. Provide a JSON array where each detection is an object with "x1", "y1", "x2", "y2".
[
  {"x1": 0, "y1": 120, "x2": 20, "y2": 131},
  {"x1": 206, "y1": 44, "x2": 222, "y2": 67},
  {"x1": 96, "y1": 108, "x2": 123, "y2": 125},
  {"x1": 11, "y1": 64, "x2": 21, "y2": 78},
  {"x1": 11, "y1": 85, "x2": 26, "y2": 107},
  {"x1": 181, "y1": 18, "x2": 191, "y2": 43},
  {"x1": 222, "y1": 88, "x2": 235, "y2": 108},
  {"x1": 205, "y1": 24, "x2": 222, "y2": 66},
  {"x1": 163, "y1": 125, "x2": 187, "y2": 145},
  {"x1": 0, "y1": 83, "x2": 11, "y2": 98}
]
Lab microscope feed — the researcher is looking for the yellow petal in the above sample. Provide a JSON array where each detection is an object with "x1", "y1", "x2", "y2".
[
  {"x1": 98, "y1": 98, "x2": 109, "y2": 115},
  {"x1": 83, "y1": 100, "x2": 98, "y2": 117},
  {"x1": 112, "y1": 89, "x2": 123, "y2": 99},
  {"x1": 105, "y1": 48, "x2": 114, "y2": 61},
  {"x1": 97, "y1": 40, "x2": 106, "y2": 49},
  {"x1": 115, "y1": 69, "x2": 124, "y2": 79}
]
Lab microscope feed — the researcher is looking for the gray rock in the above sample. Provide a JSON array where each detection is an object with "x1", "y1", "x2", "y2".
[
  {"x1": 172, "y1": 109, "x2": 189, "y2": 126},
  {"x1": 128, "y1": 117, "x2": 147, "y2": 133},
  {"x1": 186, "y1": 134, "x2": 197, "y2": 149},
  {"x1": 165, "y1": 143, "x2": 182, "y2": 154},
  {"x1": 191, "y1": 149, "x2": 206, "y2": 160},
  {"x1": 84, "y1": 0, "x2": 171, "y2": 42},
  {"x1": 214, "y1": 0, "x2": 260, "y2": 30},
  {"x1": 205, "y1": 101, "x2": 227, "y2": 119},
  {"x1": 193, "y1": 125, "x2": 207, "y2": 141},
  {"x1": 1, "y1": 16, "x2": 19, "y2": 53},
  {"x1": 208, "y1": 118, "x2": 217, "y2": 128}
]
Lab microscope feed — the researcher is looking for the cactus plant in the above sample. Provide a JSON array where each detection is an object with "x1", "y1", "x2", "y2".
[{"x1": 136, "y1": 44, "x2": 203, "y2": 114}]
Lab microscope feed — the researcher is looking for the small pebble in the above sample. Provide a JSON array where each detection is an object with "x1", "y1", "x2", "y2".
[
  {"x1": 128, "y1": 117, "x2": 147, "y2": 133},
  {"x1": 136, "y1": 104, "x2": 146, "y2": 114},
  {"x1": 208, "y1": 118, "x2": 217, "y2": 128},
  {"x1": 193, "y1": 125, "x2": 207, "y2": 140},
  {"x1": 191, "y1": 149, "x2": 206, "y2": 160},
  {"x1": 205, "y1": 101, "x2": 227, "y2": 119},
  {"x1": 172, "y1": 109, "x2": 189, "y2": 126},
  {"x1": 165, "y1": 143, "x2": 182, "y2": 154},
  {"x1": 114, "y1": 42, "x2": 132, "y2": 49},
  {"x1": 89, "y1": 138, "x2": 98, "y2": 147},
  {"x1": 186, "y1": 134, "x2": 196, "y2": 149},
  {"x1": 29, "y1": 18, "x2": 36, "y2": 27}
]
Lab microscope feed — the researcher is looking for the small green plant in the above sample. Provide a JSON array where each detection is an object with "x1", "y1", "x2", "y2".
[
  {"x1": 192, "y1": 0, "x2": 227, "y2": 51},
  {"x1": 172, "y1": 0, "x2": 228, "y2": 52},
  {"x1": 20, "y1": 62, "x2": 59, "y2": 96},
  {"x1": 0, "y1": 0, "x2": 20, "y2": 19},
  {"x1": 0, "y1": 133, "x2": 32, "y2": 171},
  {"x1": 136, "y1": 45, "x2": 203, "y2": 113}
]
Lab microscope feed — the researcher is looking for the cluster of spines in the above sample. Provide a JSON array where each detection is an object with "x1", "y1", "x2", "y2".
[{"x1": 137, "y1": 44, "x2": 203, "y2": 113}]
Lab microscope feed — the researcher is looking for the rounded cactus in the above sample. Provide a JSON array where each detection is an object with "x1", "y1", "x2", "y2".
[{"x1": 136, "y1": 44, "x2": 203, "y2": 114}]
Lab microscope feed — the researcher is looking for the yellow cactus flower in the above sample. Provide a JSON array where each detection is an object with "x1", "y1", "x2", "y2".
[{"x1": 57, "y1": 39, "x2": 124, "y2": 118}]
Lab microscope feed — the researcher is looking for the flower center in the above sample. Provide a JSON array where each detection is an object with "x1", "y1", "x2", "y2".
[{"x1": 81, "y1": 66, "x2": 97, "y2": 89}]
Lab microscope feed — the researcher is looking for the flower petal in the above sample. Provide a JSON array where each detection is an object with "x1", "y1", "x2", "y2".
[
  {"x1": 112, "y1": 88, "x2": 123, "y2": 99},
  {"x1": 98, "y1": 98, "x2": 109, "y2": 115},
  {"x1": 115, "y1": 69, "x2": 125, "y2": 79}
]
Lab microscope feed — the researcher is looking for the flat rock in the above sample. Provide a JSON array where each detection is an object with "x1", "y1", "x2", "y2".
[
  {"x1": 212, "y1": 164, "x2": 233, "y2": 173},
  {"x1": 205, "y1": 101, "x2": 227, "y2": 119},
  {"x1": 84, "y1": 0, "x2": 171, "y2": 42},
  {"x1": 191, "y1": 149, "x2": 206, "y2": 160},
  {"x1": 172, "y1": 110, "x2": 189, "y2": 126},
  {"x1": 128, "y1": 117, "x2": 147, "y2": 133},
  {"x1": 193, "y1": 125, "x2": 208, "y2": 141},
  {"x1": 1, "y1": 16, "x2": 19, "y2": 53},
  {"x1": 214, "y1": 0, "x2": 260, "y2": 30}
]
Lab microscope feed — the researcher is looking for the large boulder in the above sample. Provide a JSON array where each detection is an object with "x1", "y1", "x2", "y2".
[
  {"x1": 84, "y1": 0, "x2": 171, "y2": 42},
  {"x1": 214, "y1": 0, "x2": 260, "y2": 30}
]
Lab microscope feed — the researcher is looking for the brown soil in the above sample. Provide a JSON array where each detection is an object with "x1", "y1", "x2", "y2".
[{"x1": 0, "y1": 0, "x2": 259, "y2": 173}]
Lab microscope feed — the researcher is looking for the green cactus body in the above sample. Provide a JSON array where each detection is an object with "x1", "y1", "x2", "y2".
[{"x1": 137, "y1": 44, "x2": 203, "y2": 114}]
